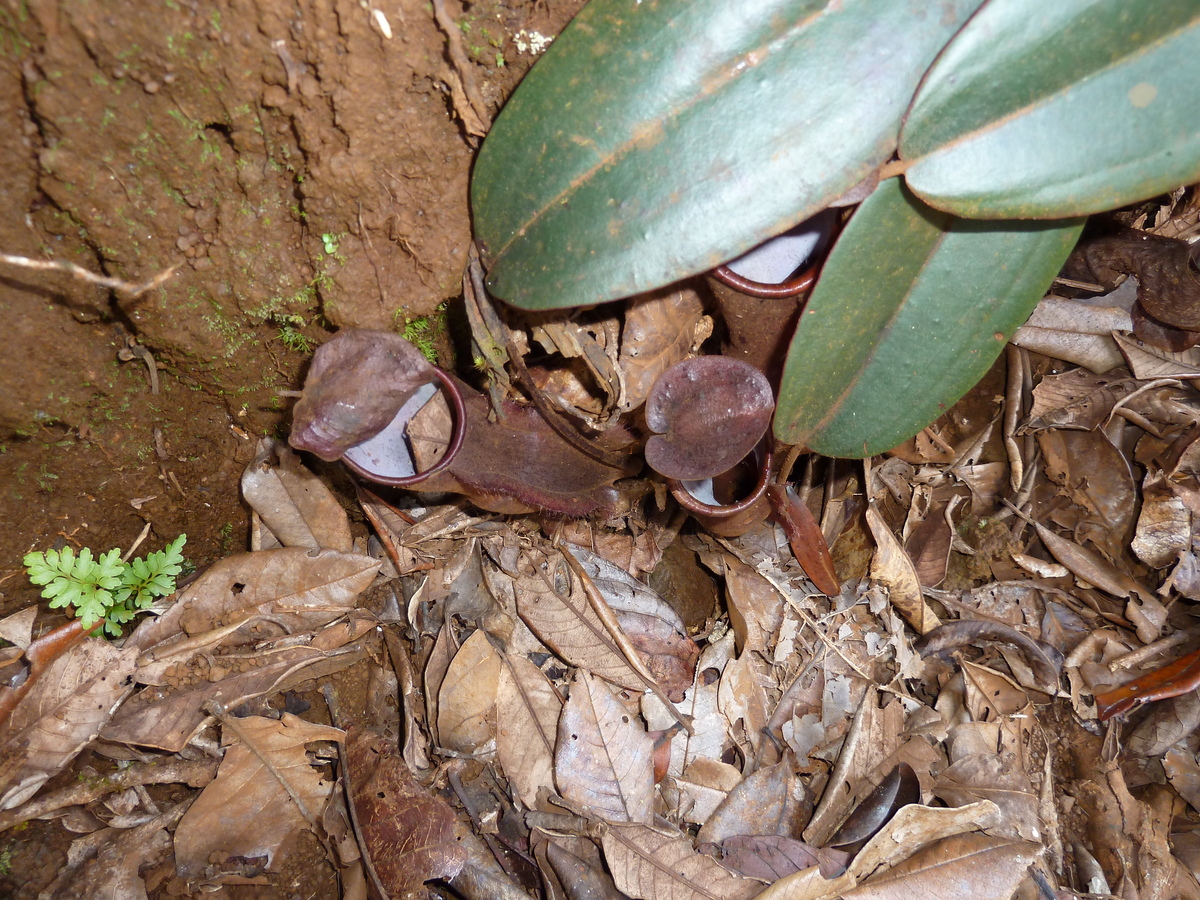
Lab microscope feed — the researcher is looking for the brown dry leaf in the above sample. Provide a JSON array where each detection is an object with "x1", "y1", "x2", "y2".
[
  {"x1": 174, "y1": 712, "x2": 344, "y2": 882},
  {"x1": 1164, "y1": 747, "x2": 1200, "y2": 814},
  {"x1": 240, "y1": 438, "x2": 352, "y2": 551},
  {"x1": 515, "y1": 550, "x2": 648, "y2": 693},
  {"x1": 717, "y1": 651, "x2": 770, "y2": 762},
  {"x1": 437, "y1": 628, "x2": 501, "y2": 755},
  {"x1": 40, "y1": 798, "x2": 188, "y2": 900},
  {"x1": 0, "y1": 606, "x2": 37, "y2": 650},
  {"x1": 866, "y1": 507, "x2": 940, "y2": 635},
  {"x1": 934, "y1": 750, "x2": 1040, "y2": 843},
  {"x1": 495, "y1": 652, "x2": 561, "y2": 809},
  {"x1": 0, "y1": 636, "x2": 137, "y2": 810},
  {"x1": 1133, "y1": 471, "x2": 1191, "y2": 568},
  {"x1": 843, "y1": 832, "x2": 1041, "y2": 900},
  {"x1": 131, "y1": 547, "x2": 380, "y2": 652},
  {"x1": 1021, "y1": 369, "x2": 1138, "y2": 433},
  {"x1": 710, "y1": 550, "x2": 784, "y2": 656},
  {"x1": 804, "y1": 686, "x2": 905, "y2": 846},
  {"x1": 1113, "y1": 331, "x2": 1200, "y2": 379},
  {"x1": 1037, "y1": 429, "x2": 1135, "y2": 558},
  {"x1": 1083, "y1": 230, "x2": 1200, "y2": 329},
  {"x1": 697, "y1": 758, "x2": 806, "y2": 846},
  {"x1": 424, "y1": 622, "x2": 458, "y2": 748},
  {"x1": 101, "y1": 616, "x2": 372, "y2": 752},
  {"x1": 718, "y1": 835, "x2": 846, "y2": 883},
  {"x1": 903, "y1": 503, "x2": 952, "y2": 589},
  {"x1": 344, "y1": 726, "x2": 467, "y2": 895},
  {"x1": 545, "y1": 841, "x2": 630, "y2": 900},
  {"x1": 647, "y1": 632, "x2": 735, "y2": 778},
  {"x1": 1127, "y1": 692, "x2": 1200, "y2": 759},
  {"x1": 556, "y1": 669, "x2": 653, "y2": 824},
  {"x1": 570, "y1": 548, "x2": 700, "y2": 702},
  {"x1": 619, "y1": 286, "x2": 708, "y2": 412},
  {"x1": 601, "y1": 822, "x2": 761, "y2": 900}
]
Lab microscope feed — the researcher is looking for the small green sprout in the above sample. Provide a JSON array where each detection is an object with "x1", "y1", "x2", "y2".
[
  {"x1": 24, "y1": 534, "x2": 187, "y2": 636},
  {"x1": 321, "y1": 232, "x2": 340, "y2": 255}
]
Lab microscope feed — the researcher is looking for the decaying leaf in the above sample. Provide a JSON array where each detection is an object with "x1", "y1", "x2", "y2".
[
  {"x1": 619, "y1": 286, "x2": 709, "y2": 412},
  {"x1": 0, "y1": 636, "x2": 137, "y2": 810},
  {"x1": 174, "y1": 713, "x2": 344, "y2": 882},
  {"x1": 1082, "y1": 229, "x2": 1200, "y2": 330},
  {"x1": 556, "y1": 669, "x2": 653, "y2": 825},
  {"x1": 1037, "y1": 429, "x2": 1135, "y2": 559},
  {"x1": 241, "y1": 438, "x2": 353, "y2": 551},
  {"x1": 437, "y1": 628, "x2": 501, "y2": 755},
  {"x1": 344, "y1": 726, "x2": 467, "y2": 895}
]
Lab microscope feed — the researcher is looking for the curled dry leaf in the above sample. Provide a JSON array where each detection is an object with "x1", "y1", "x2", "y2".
[
  {"x1": 601, "y1": 822, "x2": 761, "y2": 900},
  {"x1": 828, "y1": 763, "x2": 921, "y2": 853},
  {"x1": 916, "y1": 621, "x2": 1063, "y2": 695},
  {"x1": 496, "y1": 652, "x2": 561, "y2": 809},
  {"x1": 865, "y1": 508, "x2": 940, "y2": 635},
  {"x1": 1095, "y1": 644, "x2": 1200, "y2": 721},
  {"x1": 1036, "y1": 429, "x2": 1135, "y2": 560},
  {"x1": 241, "y1": 438, "x2": 352, "y2": 552},
  {"x1": 719, "y1": 835, "x2": 848, "y2": 883},
  {"x1": 344, "y1": 726, "x2": 467, "y2": 895},
  {"x1": 545, "y1": 840, "x2": 632, "y2": 900},
  {"x1": 841, "y1": 832, "x2": 1041, "y2": 900},
  {"x1": 644, "y1": 356, "x2": 775, "y2": 481},
  {"x1": 556, "y1": 669, "x2": 654, "y2": 825},
  {"x1": 437, "y1": 628, "x2": 501, "y2": 755},
  {"x1": 174, "y1": 713, "x2": 344, "y2": 882},
  {"x1": 0, "y1": 635, "x2": 137, "y2": 810},
  {"x1": 1083, "y1": 229, "x2": 1200, "y2": 330}
]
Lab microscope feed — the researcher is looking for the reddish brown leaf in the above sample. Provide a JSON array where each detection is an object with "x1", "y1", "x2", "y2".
[
  {"x1": 345, "y1": 727, "x2": 466, "y2": 894},
  {"x1": 1095, "y1": 644, "x2": 1200, "y2": 721},
  {"x1": 767, "y1": 484, "x2": 840, "y2": 596}
]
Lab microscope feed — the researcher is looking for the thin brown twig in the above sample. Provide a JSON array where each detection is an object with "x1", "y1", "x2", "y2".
[
  {"x1": 0, "y1": 253, "x2": 179, "y2": 298},
  {"x1": 430, "y1": 0, "x2": 490, "y2": 136}
]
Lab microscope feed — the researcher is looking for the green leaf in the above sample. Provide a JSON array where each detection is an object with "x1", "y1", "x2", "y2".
[
  {"x1": 773, "y1": 178, "x2": 1083, "y2": 458},
  {"x1": 900, "y1": 0, "x2": 1200, "y2": 218},
  {"x1": 473, "y1": 0, "x2": 984, "y2": 309}
]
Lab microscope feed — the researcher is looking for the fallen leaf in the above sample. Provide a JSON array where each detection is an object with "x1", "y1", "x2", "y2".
[
  {"x1": 496, "y1": 652, "x2": 561, "y2": 808},
  {"x1": 344, "y1": 726, "x2": 466, "y2": 895},
  {"x1": 601, "y1": 822, "x2": 761, "y2": 900},
  {"x1": 174, "y1": 713, "x2": 344, "y2": 882},
  {"x1": 866, "y1": 508, "x2": 940, "y2": 635},
  {"x1": 241, "y1": 437, "x2": 352, "y2": 551},
  {"x1": 719, "y1": 835, "x2": 847, "y2": 883},
  {"x1": 697, "y1": 758, "x2": 806, "y2": 846},
  {"x1": 437, "y1": 628, "x2": 501, "y2": 755},
  {"x1": 1133, "y1": 471, "x2": 1191, "y2": 568},
  {"x1": 769, "y1": 485, "x2": 841, "y2": 596},
  {"x1": 0, "y1": 636, "x2": 137, "y2": 810},
  {"x1": 619, "y1": 286, "x2": 708, "y2": 412},
  {"x1": 842, "y1": 832, "x2": 1041, "y2": 900},
  {"x1": 1037, "y1": 429, "x2": 1135, "y2": 559},
  {"x1": 556, "y1": 669, "x2": 653, "y2": 825}
]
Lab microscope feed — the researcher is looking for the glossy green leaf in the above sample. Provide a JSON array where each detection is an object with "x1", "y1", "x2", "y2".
[
  {"x1": 773, "y1": 179, "x2": 1083, "y2": 458},
  {"x1": 473, "y1": 0, "x2": 984, "y2": 310},
  {"x1": 901, "y1": 0, "x2": 1200, "y2": 218}
]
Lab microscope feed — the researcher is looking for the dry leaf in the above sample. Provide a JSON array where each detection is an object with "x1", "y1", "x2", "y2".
[
  {"x1": 131, "y1": 547, "x2": 380, "y2": 652},
  {"x1": 842, "y1": 832, "x2": 1041, "y2": 900},
  {"x1": 174, "y1": 713, "x2": 344, "y2": 882},
  {"x1": 344, "y1": 726, "x2": 467, "y2": 895},
  {"x1": 556, "y1": 670, "x2": 653, "y2": 824},
  {"x1": 437, "y1": 628, "x2": 501, "y2": 755},
  {"x1": 1133, "y1": 472, "x2": 1191, "y2": 568},
  {"x1": 715, "y1": 551, "x2": 784, "y2": 656},
  {"x1": 0, "y1": 636, "x2": 137, "y2": 810},
  {"x1": 1037, "y1": 429, "x2": 1135, "y2": 559},
  {"x1": 515, "y1": 551, "x2": 647, "y2": 693},
  {"x1": 601, "y1": 822, "x2": 761, "y2": 900},
  {"x1": 495, "y1": 652, "x2": 561, "y2": 809},
  {"x1": 697, "y1": 758, "x2": 806, "y2": 846},
  {"x1": 241, "y1": 438, "x2": 352, "y2": 551},
  {"x1": 866, "y1": 508, "x2": 940, "y2": 635}
]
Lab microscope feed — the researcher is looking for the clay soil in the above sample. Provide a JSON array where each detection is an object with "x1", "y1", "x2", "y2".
[{"x1": 0, "y1": 0, "x2": 583, "y2": 895}]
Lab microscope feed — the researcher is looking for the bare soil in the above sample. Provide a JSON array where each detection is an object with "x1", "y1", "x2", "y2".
[{"x1": 0, "y1": 0, "x2": 583, "y2": 895}]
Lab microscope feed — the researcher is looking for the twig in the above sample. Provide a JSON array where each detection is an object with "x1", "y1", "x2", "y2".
[
  {"x1": 118, "y1": 337, "x2": 160, "y2": 394},
  {"x1": 0, "y1": 253, "x2": 179, "y2": 298},
  {"x1": 0, "y1": 758, "x2": 217, "y2": 833}
]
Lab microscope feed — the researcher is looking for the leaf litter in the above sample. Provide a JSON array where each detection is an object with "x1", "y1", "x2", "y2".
[{"x1": 13, "y1": 218, "x2": 1200, "y2": 900}]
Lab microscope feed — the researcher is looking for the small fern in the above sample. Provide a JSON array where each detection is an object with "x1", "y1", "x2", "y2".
[{"x1": 24, "y1": 534, "x2": 187, "y2": 636}]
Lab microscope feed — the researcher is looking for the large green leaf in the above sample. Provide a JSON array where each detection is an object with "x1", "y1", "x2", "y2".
[
  {"x1": 473, "y1": 0, "x2": 983, "y2": 310},
  {"x1": 901, "y1": 0, "x2": 1200, "y2": 218},
  {"x1": 773, "y1": 178, "x2": 1083, "y2": 458}
]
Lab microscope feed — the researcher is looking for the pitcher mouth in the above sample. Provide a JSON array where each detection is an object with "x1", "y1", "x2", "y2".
[{"x1": 340, "y1": 366, "x2": 467, "y2": 487}]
